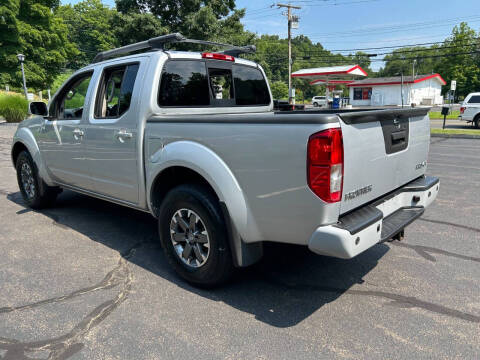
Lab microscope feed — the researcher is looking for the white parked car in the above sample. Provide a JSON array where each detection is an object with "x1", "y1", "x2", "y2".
[
  {"x1": 312, "y1": 96, "x2": 332, "y2": 107},
  {"x1": 459, "y1": 92, "x2": 480, "y2": 128}
]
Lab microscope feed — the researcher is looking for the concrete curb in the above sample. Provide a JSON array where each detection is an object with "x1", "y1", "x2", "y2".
[
  {"x1": 431, "y1": 133, "x2": 480, "y2": 139},
  {"x1": 0, "y1": 122, "x2": 19, "y2": 127}
]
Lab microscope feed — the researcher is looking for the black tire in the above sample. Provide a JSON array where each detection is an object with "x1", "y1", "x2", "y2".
[
  {"x1": 474, "y1": 115, "x2": 480, "y2": 129},
  {"x1": 158, "y1": 184, "x2": 233, "y2": 287},
  {"x1": 16, "y1": 150, "x2": 59, "y2": 209},
  {"x1": 313, "y1": 102, "x2": 318, "y2": 107}
]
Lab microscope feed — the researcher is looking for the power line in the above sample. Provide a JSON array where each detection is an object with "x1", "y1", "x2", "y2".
[
  {"x1": 290, "y1": 0, "x2": 381, "y2": 6},
  {"x1": 254, "y1": 37, "x2": 480, "y2": 56},
  {"x1": 249, "y1": 50, "x2": 480, "y2": 66},
  {"x1": 302, "y1": 14, "x2": 480, "y2": 37}
]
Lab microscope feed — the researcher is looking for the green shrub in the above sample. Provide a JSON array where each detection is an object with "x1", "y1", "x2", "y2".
[{"x1": 0, "y1": 93, "x2": 29, "y2": 123}]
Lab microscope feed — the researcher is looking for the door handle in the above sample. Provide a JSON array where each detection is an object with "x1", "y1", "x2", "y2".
[
  {"x1": 115, "y1": 129, "x2": 133, "y2": 142},
  {"x1": 73, "y1": 128, "x2": 84, "y2": 138},
  {"x1": 391, "y1": 130, "x2": 406, "y2": 143}
]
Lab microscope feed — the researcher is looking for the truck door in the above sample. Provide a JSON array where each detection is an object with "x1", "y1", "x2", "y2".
[
  {"x1": 37, "y1": 71, "x2": 94, "y2": 190},
  {"x1": 465, "y1": 94, "x2": 480, "y2": 120},
  {"x1": 84, "y1": 62, "x2": 141, "y2": 204}
]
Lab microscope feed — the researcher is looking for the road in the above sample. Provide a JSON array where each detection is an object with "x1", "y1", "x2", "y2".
[
  {"x1": 0, "y1": 123, "x2": 479, "y2": 360},
  {"x1": 430, "y1": 118, "x2": 479, "y2": 130}
]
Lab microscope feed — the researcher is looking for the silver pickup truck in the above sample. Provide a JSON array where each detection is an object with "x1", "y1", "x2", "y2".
[{"x1": 12, "y1": 34, "x2": 439, "y2": 286}]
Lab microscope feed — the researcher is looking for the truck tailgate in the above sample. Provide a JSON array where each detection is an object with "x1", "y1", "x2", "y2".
[{"x1": 339, "y1": 108, "x2": 430, "y2": 214}]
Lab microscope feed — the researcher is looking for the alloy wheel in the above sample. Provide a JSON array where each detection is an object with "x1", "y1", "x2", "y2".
[
  {"x1": 170, "y1": 208, "x2": 210, "y2": 268},
  {"x1": 20, "y1": 162, "x2": 36, "y2": 199}
]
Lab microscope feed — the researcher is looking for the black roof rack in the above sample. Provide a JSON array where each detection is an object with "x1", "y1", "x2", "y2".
[{"x1": 92, "y1": 33, "x2": 256, "y2": 63}]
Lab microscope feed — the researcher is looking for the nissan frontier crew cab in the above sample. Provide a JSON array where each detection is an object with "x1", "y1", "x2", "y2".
[{"x1": 12, "y1": 34, "x2": 439, "y2": 286}]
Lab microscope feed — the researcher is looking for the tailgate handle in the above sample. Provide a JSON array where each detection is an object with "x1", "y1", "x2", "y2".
[{"x1": 391, "y1": 130, "x2": 406, "y2": 143}]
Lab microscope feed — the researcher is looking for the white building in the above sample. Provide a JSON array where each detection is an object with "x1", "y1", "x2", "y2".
[{"x1": 348, "y1": 74, "x2": 445, "y2": 106}]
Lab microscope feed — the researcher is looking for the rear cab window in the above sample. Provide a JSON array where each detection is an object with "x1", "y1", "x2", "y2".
[
  {"x1": 158, "y1": 59, "x2": 270, "y2": 107},
  {"x1": 467, "y1": 95, "x2": 480, "y2": 104}
]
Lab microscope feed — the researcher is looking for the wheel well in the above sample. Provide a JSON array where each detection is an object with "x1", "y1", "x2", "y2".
[
  {"x1": 11, "y1": 142, "x2": 28, "y2": 166},
  {"x1": 150, "y1": 166, "x2": 219, "y2": 217}
]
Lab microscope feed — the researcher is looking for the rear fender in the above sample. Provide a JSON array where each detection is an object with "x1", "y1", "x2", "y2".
[{"x1": 146, "y1": 140, "x2": 262, "y2": 243}]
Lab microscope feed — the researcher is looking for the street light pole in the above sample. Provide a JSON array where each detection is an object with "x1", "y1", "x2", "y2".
[
  {"x1": 16, "y1": 54, "x2": 28, "y2": 100},
  {"x1": 277, "y1": 3, "x2": 301, "y2": 105}
]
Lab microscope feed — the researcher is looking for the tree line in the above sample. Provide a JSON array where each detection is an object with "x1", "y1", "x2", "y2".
[{"x1": 1, "y1": 0, "x2": 479, "y2": 99}]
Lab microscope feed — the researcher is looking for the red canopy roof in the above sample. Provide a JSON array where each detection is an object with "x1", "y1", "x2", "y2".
[{"x1": 347, "y1": 73, "x2": 446, "y2": 87}]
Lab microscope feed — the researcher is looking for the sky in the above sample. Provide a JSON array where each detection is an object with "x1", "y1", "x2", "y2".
[{"x1": 64, "y1": 0, "x2": 480, "y2": 71}]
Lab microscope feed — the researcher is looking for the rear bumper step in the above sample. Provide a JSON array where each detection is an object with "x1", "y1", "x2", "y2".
[
  {"x1": 380, "y1": 207, "x2": 424, "y2": 242},
  {"x1": 337, "y1": 175, "x2": 439, "y2": 235},
  {"x1": 307, "y1": 175, "x2": 439, "y2": 259}
]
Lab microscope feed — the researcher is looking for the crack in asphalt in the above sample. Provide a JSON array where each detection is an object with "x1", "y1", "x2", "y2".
[
  {"x1": 419, "y1": 217, "x2": 480, "y2": 233},
  {"x1": 390, "y1": 241, "x2": 480, "y2": 263},
  {"x1": 265, "y1": 277, "x2": 480, "y2": 323},
  {"x1": 0, "y1": 242, "x2": 144, "y2": 360}
]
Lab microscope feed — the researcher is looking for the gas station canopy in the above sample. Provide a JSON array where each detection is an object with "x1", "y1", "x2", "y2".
[{"x1": 291, "y1": 65, "x2": 368, "y2": 84}]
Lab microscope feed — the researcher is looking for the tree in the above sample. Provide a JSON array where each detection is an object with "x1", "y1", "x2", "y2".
[
  {"x1": 0, "y1": 0, "x2": 76, "y2": 91},
  {"x1": 379, "y1": 46, "x2": 443, "y2": 78},
  {"x1": 115, "y1": 0, "x2": 245, "y2": 44},
  {"x1": 270, "y1": 81, "x2": 288, "y2": 100},
  {"x1": 110, "y1": 12, "x2": 167, "y2": 47},
  {"x1": 56, "y1": 0, "x2": 118, "y2": 68},
  {"x1": 436, "y1": 22, "x2": 479, "y2": 97},
  {"x1": 348, "y1": 52, "x2": 373, "y2": 75},
  {"x1": 0, "y1": 0, "x2": 20, "y2": 87}
]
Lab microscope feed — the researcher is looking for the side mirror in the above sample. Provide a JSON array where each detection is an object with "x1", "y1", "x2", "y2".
[{"x1": 29, "y1": 101, "x2": 48, "y2": 116}]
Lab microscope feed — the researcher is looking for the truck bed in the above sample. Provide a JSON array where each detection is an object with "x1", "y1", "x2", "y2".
[{"x1": 145, "y1": 107, "x2": 431, "y2": 245}]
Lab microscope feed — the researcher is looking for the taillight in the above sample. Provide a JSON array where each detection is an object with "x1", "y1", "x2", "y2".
[
  {"x1": 202, "y1": 52, "x2": 235, "y2": 62},
  {"x1": 307, "y1": 128, "x2": 344, "y2": 203},
  {"x1": 460, "y1": 107, "x2": 465, "y2": 114}
]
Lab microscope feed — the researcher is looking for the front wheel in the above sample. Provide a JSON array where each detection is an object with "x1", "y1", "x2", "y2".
[
  {"x1": 313, "y1": 102, "x2": 318, "y2": 107},
  {"x1": 158, "y1": 184, "x2": 233, "y2": 287},
  {"x1": 16, "y1": 151, "x2": 59, "y2": 209}
]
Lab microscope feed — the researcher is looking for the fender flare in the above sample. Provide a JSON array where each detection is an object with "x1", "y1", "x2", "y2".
[
  {"x1": 146, "y1": 140, "x2": 262, "y2": 243},
  {"x1": 12, "y1": 127, "x2": 55, "y2": 186}
]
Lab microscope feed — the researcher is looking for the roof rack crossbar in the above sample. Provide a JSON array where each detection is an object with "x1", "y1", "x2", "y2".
[{"x1": 92, "y1": 33, "x2": 256, "y2": 63}]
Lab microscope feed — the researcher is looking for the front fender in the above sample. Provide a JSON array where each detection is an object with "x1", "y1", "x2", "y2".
[
  {"x1": 146, "y1": 140, "x2": 262, "y2": 242},
  {"x1": 12, "y1": 124, "x2": 54, "y2": 186}
]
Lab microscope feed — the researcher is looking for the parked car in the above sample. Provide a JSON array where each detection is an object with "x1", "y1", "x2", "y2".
[
  {"x1": 12, "y1": 33, "x2": 439, "y2": 286},
  {"x1": 312, "y1": 95, "x2": 332, "y2": 107},
  {"x1": 459, "y1": 92, "x2": 480, "y2": 128}
]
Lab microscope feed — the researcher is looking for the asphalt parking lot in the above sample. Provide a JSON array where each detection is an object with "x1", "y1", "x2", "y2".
[
  {"x1": 430, "y1": 118, "x2": 479, "y2": 130},
  {"x1": 0, "y1": 124, "x2": 479, "y2": 360}
]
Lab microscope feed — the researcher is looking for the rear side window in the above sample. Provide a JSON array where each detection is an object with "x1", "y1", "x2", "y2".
[
  {"x1": 95, "y1": 63, "x2": 139, "y2": 118},
  {"x1": 158, "y1": 60, "x2": 210, "y2": 106},
  {"x1": 233, "y1": 65, "x2": 270, "y2": 106},
  {"x1": 468, "y1": 95, "x2": 480, "y2": 104}
]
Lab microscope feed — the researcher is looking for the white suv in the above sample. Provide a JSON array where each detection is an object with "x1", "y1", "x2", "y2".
[
  {"x1": 459, "y1": 92, "x2": 480, "y2": 128},
  {"x1": 312, "y1": 96, "x2": 331, "y2": 107}
]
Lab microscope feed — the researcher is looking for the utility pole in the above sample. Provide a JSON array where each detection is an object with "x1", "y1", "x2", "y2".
[
  {"x1": 277, "y1": 3, "x2": 301, "y2": 105},
  {"x1": 401, "y1": 72, "x2": 404, "y2": 108},
  {"x1": 412, "y1": 59, "x2": 416, "y2": 80}
]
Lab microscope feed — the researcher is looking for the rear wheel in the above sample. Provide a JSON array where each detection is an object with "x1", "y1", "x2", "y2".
[
  {"x1": 158, "y1": 184, "x2": 233, "y2": 287},
  {"x1": 16, "y1": 151, "x2": 59, "y2": 209},
  {"x1": 313, "y1": 102, "x2": 318, "y2": 107},
  {"x1": 474, "y1": 115, "x2": 480, "y2": 129}
]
